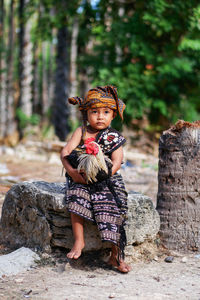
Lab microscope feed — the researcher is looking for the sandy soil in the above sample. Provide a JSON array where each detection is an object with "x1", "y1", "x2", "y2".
[
  {"x1": 0, "y1": 148, "x2": 200, "y2": 300},
  {"x1": 0, "y1": 252, "x2": 200, "y2": 300}
]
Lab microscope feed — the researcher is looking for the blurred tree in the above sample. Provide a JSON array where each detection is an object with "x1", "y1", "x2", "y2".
[
  {"x1": 0, "y1": 0, "x2": 6, "y2": 139},
  {"x1": 69, "y1": 15, "x2": 79, "y2": 126},
  {"x1": 18, "y1": 0, "x2": 33, "y2": 118},
  {"x1": 77, "y1": 0, "x2": 96, "y2": 97},
  {"x1": 69, "y1": 15, "x2": 79, "y2": 99},
  {"x1": 30, "y1": 1, "x2": 56, "y2": 119},
  {"x1": 5, "y1": 0, "x2": 16, "y2": 137},
  {"x1": 53, "y1": 16, "x2": 70, "y2": 140},
  {"x1": 88, "y1": 0, "x2": 200, "y2": 130},
  {"x1": 52, "y1": 0, "x2": 80, "y2": 141},
  {"x1": 0, "y1": 0, "x2": 17, "y2": 141}
]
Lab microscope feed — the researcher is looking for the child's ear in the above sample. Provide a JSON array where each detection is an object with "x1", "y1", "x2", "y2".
[{"x1": 113, "y1": 111, "x2": 117, "y2": 119}]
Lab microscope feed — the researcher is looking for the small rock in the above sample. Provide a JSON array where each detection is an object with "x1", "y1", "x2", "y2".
[
  {"x1": 194, "y1": 254, "x2": 200, "y2": 259},
  {"x1": 87, "y1": 274, "x2": 96, "y2": 278},
  {"x1": 41, "y1": 253, "x2": 51, "y2": 259},
  {"x1": 0, "y1": 175, "x2": 20, "y2": 184},
  {"x1": 0, "y1": 247, "x2": 40, "y2": 277},
  {"x1": 181, "y1": 257, "x2": 188, "y2": 263},
  {"x1": 153, "y1": 256, "x2": 159, "y2": 261},
  {"x1": 0, "y1": 146, "x2": 15, "y2": 156},
  {"x1": 108, "y1": 294, "x2": 116, "y2": 299},
  {"x1": 64, "y1": 263, "x2": 71, "y2": 271},
  {"x1": 14, "y1": 278, "x2": 24, "y2": 283},
  {"x1": 48, "y1": 153, "x2": 60, "y2": 165},
  {"x1": 153, "y1": 276, "x2": 160, "y2": 282},
  {"x1": 57, "y1": 264, "x2": 66, "y2": 273},
  {"x1": 23, "y1": 289, "x2": 32, "y2": 298},
  {"x1": 0, "y1": 163, "x2": 9, "y2": 175},
  {"x1": 164, "y1": 256, "x2": 174, "y2": 263}
]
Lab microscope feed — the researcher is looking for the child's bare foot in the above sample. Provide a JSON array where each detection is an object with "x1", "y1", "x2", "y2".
[
  {"x1": 108, "y1": 245, "x2": 131, "y2": 273},
  {"x1": 67, "y1": 241, "x2": 85, "y2": 259},
  {"x1": 108, "y1": 255, "x2": 132, "y2": 273}
]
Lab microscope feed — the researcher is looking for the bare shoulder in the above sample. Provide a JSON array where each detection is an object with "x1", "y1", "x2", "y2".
[
  {"x1": 70, "y1": 126, "x2": 82, "y2": 139},
  {"x1": 61, "y1": 127, "x2": 82, "y2": 157}
]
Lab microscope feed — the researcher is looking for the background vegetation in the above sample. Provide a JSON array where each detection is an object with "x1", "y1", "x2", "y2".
[{"x1": 0, "y1": 0, "x2": 200, "y2": 142}]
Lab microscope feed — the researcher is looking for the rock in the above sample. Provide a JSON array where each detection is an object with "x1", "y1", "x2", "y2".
[
  {"x1": 0, "y1": 146, "x2": 15, "y2": 156},
  {"x1": 164, "y1": 256, "x2": 174, "y2": 263},
  {"x1": 0, "y1": 181, "x2": 160, "y2": 253},
  {"x1": 15, "y1": 144, "x2": 47, "y2": 162},
  {"x1": 0, "y1": 175, "x2": 21, "y2": 185},
  {"x1": 153, "y1": 256, "x2": 159, "y2": 261},
  {"x1": 108, "y1": 294, "x2": 116, "y2": 298},
  {"x1": 181, "y1": 257, "x2": 188, "y2": 263},
  {"x1": 0, "y1": 247, "x2": 40, "y2": 277},
  {"x1": 126, "y1": 191, "x2": 160, "y2": 245},
  {"x1": 56, "y1": 264, "x2": 66, "y2": 274},
  {"x1": 14, "y1": 278, "x2": 24, "y2": 283},
  {"x1": 0, "y1": 163, "x2": 9, "y2": 175},
  {"x1": 48, "y1": 153, "x2": 61, "y2": 165}
]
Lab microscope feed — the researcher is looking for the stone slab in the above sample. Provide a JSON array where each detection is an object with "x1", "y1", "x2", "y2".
[{"x1": 0, "y1": 247, "x2": 40, "y2": 277}]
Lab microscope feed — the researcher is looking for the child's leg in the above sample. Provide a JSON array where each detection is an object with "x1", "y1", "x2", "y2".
[
  {"x1": 108, "y1": 244, "x2": 132, "y2": 273},
  {"x1": 67, "y1": 213, "x2": 85, "y2": 259}
]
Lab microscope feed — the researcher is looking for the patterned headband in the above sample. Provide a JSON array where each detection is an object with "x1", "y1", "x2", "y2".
[{"x1": 68, "y1": 85, "x2": 126, "y2": 120}]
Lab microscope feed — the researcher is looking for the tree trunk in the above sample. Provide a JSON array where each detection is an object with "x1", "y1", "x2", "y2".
[
  {"x1": 79, "y1": 38, "x2": 93, "y2": 98},
  {"x1": 157, "y1": 120, "x2": 200, "y2": 252},
  {"x1": 0, "y1": 0, "x2": 6, "y2": 139},
  {"x1": 115, "y1": 6, "x2": 124, "y2": 64},
  {"x1": 46, "y1": 9, "x2": 56, "y2": 115},
  {"x1": 41, "y1": 41, "x2": 49, "y2": 118},
  {"x1": 5, "y1": 0, "x2": 16, "y2": 137},
  {"x1": 32, "y1": 40, "x2": 40, "y2": 114},
  {"x1": 53, "y1": 23, "x2": 70, "y2": 141},
  {"x1": 69, "y1": 16, "x2": 79, "y2": 125},
  {"x1": 0, "y1": 0, "x2": 4, "y2": 99},
  {"x1": 18, "y1": 0, "x2": 33, "y2": 117},
  {"x1": 47, "y1": 41, "x2": 55, "y2": 112},
  {"x1": 79, "y1": 0, "x2": 93, "y2": 98}
]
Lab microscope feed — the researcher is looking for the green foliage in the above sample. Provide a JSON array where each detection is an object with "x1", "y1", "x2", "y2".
[
  {"x1": 41, "y1": 124, "x2": 55, "y2": 139},
  {"x1": 84, "y1": 0, "x2": 200, "y2": 129},
  {"x1": 179, "y1": 39, "x2": 200, "y2": 51},
  {"x1": 141, "y1": 160, "x2": 158, "y2": 171},
  {"x1": 16, "y1": 108, "x2": 40, "y2": 129}
]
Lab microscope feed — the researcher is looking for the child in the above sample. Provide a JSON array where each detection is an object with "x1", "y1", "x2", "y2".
[{"x1": 60, "y1": 85, "x2": 131, "y2": 273}]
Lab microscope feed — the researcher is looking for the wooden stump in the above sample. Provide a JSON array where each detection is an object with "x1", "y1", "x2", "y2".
[{"x1": 157, "y1": 120, "x2": 200, "y2": 252}]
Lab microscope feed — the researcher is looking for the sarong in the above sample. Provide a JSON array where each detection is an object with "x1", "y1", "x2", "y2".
[{"x1": 65, "y1": 127, "x2": 128, "y2": 257}]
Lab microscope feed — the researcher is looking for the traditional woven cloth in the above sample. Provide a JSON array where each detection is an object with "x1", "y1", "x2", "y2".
[
  {"x1": 68, "y1": 85, "x2": 126, "y2": 120},
  {"x1": 65, "y1": 127, "x2": 128, "y2": 258}
]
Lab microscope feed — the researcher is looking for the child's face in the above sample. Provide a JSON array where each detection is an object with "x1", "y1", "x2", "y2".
[{"x1": 87, "y1": 107, "x2": 114, "y2": 130}]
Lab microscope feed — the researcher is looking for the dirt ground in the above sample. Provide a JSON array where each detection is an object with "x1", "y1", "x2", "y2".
[
  {"x1": 0, "y1": 146, "x2": 200, "y2": 300},
  {"x1": 0, "y1": 251, "x2": 200, "y2": 300}
]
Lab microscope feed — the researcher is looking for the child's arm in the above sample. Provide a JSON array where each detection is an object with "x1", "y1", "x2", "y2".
[
  {"x1": 60, "y1": 127, "x2": 87, "y2": 184},
  {"x1": 111, "y1": 146, "x2": 124, "y2": 175}
]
